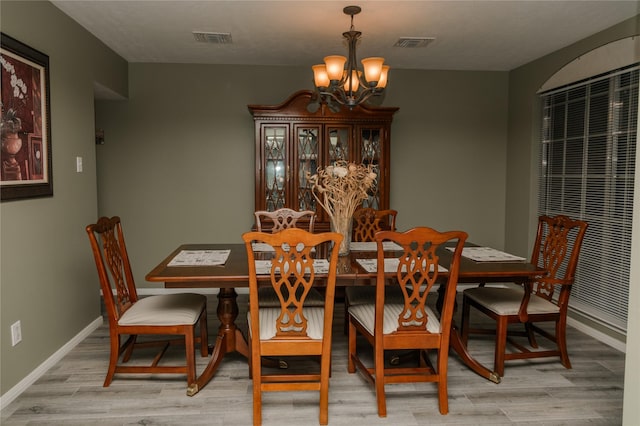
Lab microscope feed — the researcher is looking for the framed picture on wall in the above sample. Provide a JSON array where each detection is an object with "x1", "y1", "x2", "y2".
[
  {"x1": 27, "y1": 134, "x2": 44, "y2": 180},
  {"x1": 1, "y1": 32, "x2": 53, "y2": 201}
]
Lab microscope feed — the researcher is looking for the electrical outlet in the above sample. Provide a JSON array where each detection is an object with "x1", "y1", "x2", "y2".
[{"x1": 11, "y1": 321, "x2": 22, "y2": 346}]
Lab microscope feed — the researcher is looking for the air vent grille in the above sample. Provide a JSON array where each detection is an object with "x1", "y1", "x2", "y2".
[
  {"x1": 193, "y1": 32, "x2": 232, "y2": 44},
  {"x1": 393, "y1": 37, "x2": 435, "y2": 48}
]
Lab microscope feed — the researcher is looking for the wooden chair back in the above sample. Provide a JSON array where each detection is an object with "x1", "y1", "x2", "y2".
[
  {"x1": 352, "y1": 208, "x2": 397, "y2": 242},
  {"x1": 374, "y1": 228, "x2": 467, "y2": 345},
  {"x1": 254, "y1": 208, "x2": 316, "y2": 233},
  {"x1": 254, "y1": 208, "x2": 323, "y2": 309},
  {"x1": 530, "y1": 214, "x2": 588, "y2": 308},
  {"x1": 86, "y1": 216, "x2": 138, "y2": 327},
  {"x1": 242, "y1": 228, "x2": 343, "y2": 425}
]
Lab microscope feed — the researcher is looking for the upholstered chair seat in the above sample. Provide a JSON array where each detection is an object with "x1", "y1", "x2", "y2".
[
  {"x1": 118, "y1": 293, "x2": 206, "y2": 326},
  {"x1": 463, "y1": 287, "x2": 560, "y2": 316}
]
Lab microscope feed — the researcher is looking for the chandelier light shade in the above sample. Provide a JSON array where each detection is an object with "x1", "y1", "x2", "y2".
[{"x1": 312, "y1": 5, "x2": 388, "y2": 109}]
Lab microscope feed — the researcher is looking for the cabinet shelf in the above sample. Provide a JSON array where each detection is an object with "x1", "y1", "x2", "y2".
[{"x1": 298, "y1": 154, "x2": 318, "y2": 160}]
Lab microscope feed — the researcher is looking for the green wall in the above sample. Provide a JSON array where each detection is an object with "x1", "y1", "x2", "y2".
[
  {"x1": 0, "y1": 1, "x2": 127, "y2": 395},
  {"x1": 95, "y1": 65, "x2": 509, "y2": 289}
]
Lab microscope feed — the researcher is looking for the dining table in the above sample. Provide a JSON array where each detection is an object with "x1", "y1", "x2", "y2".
[{"x1": 146, "y1": 241, "x2": 544, "y2": 396}]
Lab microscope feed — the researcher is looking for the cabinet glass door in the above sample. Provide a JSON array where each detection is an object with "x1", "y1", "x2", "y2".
[
  {"x1": 327, "y1": 126, "x2": 350, "y2": 163},
  {"x1": 296, "y1": 126, "x2": 319, "y2": 211},
  {"x1": 264, "y1": 127, "x2": 287, "y2": 211},
  {"x1": 360, "y1": 128, "x2": 381, "y2": 209}
]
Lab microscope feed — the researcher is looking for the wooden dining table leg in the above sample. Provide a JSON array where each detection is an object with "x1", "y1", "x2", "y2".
[
  {"x1": 448, "y1": 325, "x2": 501, "y2": 383},
  {"x1": 437, "y1": 285, "x2": 501, "y2": 384},
  {"x1": 186, "y1": 287, "x2": 250, "y2": 396}
]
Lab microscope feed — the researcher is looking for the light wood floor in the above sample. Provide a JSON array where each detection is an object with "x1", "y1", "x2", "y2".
[{"x1": 1, "y1": 294, "x2": 625, "y2": 425}]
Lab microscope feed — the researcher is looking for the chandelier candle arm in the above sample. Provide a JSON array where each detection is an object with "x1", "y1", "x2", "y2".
[{"x1": 311, "y1": 5, "x2": 389, "y2": 109}]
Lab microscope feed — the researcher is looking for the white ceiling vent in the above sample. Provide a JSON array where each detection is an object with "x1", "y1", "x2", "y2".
[
  {"x1": 193, "y1": 31, "x2": 232, "y2": 44},
  {"x1": 393, "y1": 37, "x2": 435, "y2": 48}
]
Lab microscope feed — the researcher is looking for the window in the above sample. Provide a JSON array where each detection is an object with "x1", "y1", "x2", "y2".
[{"x1": 539, "y1": 65, "x2": 638, "y2": 332}]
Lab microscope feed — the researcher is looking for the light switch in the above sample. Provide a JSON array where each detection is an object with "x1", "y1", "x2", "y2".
[{"x1": 76, "y1": 156, "x2": 83, "y2": 173}]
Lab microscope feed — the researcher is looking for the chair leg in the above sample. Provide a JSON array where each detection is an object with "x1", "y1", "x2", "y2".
[
  {"x1": 347, "y1": 318, "x2": 356, "y2": 374},
  {"x1": 344, "y1": 299, "x2": 350, "y2": 335},
  {"x1": 374, "y1": 344, "x2": 387, "y2": 417},
  {"x1": 248, "y1": 343, "x2": 253, "y2": 379},
  {"x1": 251, "y1": 337, "x2": 262, "y2": 426},
  {"x1": 437, "y1": 345, "x2": 449, "y2": 415},
  {"x1": 122, "y1": 334, "x2": 137, "y2": 362},
  {"x1": 556, "y1": 317, "x2": 572, "y2": 369},
  {"x1": 104, "y1": 332, "x2": 120, "y2": 387},
  {"x1": 253, "y1": 381, "x2": 262, "y2": 426},
  {"x1": 524, "y1": 322, "x2": 538, "y2": 348},
  {"x1": 494, "y1": 317, "x2": 508, "y2": 378},
  {"x1": 319, "y1": 354, "x2": 331, "y2": 425},
  {"x1": 185, "y1": 328, "x2": 197, "y2": 386}
]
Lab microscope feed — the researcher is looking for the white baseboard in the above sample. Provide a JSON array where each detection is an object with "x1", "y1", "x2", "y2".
[
  {"x1": 0, "y1": 316, "x2": 103, "y2": 411},
  {"x1": 567, "y1": 317, "x2": 626, "y2": 353}
]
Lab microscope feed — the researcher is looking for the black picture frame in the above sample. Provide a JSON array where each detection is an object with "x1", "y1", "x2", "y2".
[{"x1": 1, "y1": 33, "x2": 53, "y2": 201}]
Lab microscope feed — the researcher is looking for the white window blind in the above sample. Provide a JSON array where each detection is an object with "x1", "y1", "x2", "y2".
[{"x1": 539, "y1": 65, "x2": 638, "y2": 332}]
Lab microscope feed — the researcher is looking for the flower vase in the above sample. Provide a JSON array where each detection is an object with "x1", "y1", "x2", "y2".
[
  {"x1": 330, "y1": 215, "x2": 352, "y2": 256},
  {"x1": 1, "y1": 133, "x2": 22, "y2": 165}
]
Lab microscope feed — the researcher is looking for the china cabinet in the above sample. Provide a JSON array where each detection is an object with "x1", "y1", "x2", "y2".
[{"x1": 248, "y1": 90, "x2": 398, "y2": 230}]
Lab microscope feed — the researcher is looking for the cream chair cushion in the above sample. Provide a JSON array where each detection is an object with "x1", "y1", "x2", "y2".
[
  {"x1": 118, "y1": 293, "x2": 206, "y2": 326},
  {"x1": 249, "y1": 307, "x2": 325, "y2": 340},
  {"x1": 464, "y1": 286, "x2": 560, "y2": 315},
  {"x1": 349, "y1": 303, "x2": 441, "y2": 335}
]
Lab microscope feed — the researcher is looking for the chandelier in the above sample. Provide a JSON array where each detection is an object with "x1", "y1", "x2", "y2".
[{"x1": 312, "y1": 5, "x2": 389, "y2": 109}]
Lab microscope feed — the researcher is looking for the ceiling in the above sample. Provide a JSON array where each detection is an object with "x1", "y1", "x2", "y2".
[{"x1": 51, "y1": 1, "x2": 638, "y2": 72}]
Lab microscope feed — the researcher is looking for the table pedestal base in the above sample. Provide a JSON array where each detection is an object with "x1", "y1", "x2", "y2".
[
  {"x1": 437, "y1": 285, "x2": 501, "y2": 384},
  {"x1": 187, "y1": 287, "x2": 249, "y2": 396},
  {"x1": 449, "y1": 325, "x2": 501, "y2": 383}
]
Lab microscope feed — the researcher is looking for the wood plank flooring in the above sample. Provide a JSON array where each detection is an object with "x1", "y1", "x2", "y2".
[{"x1": 1, "y1": 294, "x2": 625, "y2": 425}]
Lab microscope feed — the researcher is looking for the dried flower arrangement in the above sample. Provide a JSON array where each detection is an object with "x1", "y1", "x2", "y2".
[{"x1": 307, "y1": 160, "x2": 377, "y2": 254}]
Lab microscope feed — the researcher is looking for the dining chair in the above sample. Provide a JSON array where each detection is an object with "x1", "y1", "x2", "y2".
[
  {"x1": 344, "y1": 208, "x2": 400, "y2": 334},
  {"x1": 253, "y1": 208, "x2": 324, "y2": 309},
  {"x1": 460, "y1": 214, "x2": 588, "y2": 377},
  {"x1": 254, "y1": 208, "x2": 316, "y2": 233},
  {"x1": 352, "y1": 207, "x2": 397, "y2": 242},
  {"x1": 347, "y1": 227, "x2": 467, "y2": 416},
  {"x1": 86, "y1": 216, "x2": 208, "y2": 391},
  {"x1": 242, "y1": 228, "x2": 342, "y2": 426}
]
